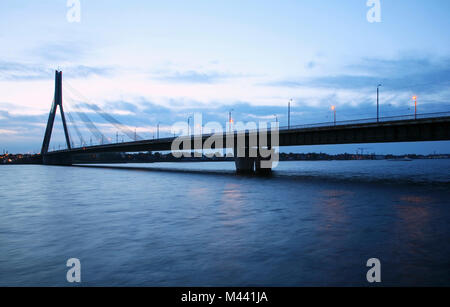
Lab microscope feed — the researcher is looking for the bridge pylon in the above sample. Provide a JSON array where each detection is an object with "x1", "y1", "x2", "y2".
[{"x1": 41, "y1": 70, "x2": 72, "y2": 165}]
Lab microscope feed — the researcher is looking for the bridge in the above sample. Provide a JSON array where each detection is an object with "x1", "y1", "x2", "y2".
[{"x1": 41, "y1": 71, "x2": 450, "y2": 174}]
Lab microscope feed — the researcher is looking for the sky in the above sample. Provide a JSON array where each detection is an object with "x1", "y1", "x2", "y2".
[{"x1": 0, "y1": 0, "x2": 449, "y2": 154}]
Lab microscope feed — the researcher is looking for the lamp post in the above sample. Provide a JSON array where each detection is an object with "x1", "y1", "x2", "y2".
[
  {"x1": 228, "y1": 109, "x2": 234, "y2": 132},
  {"x1": 331, "y1": 105, "x2": 336, "y2": 125},
  {"x1": 157, "y1": 122, "x2": 160, "y2": 139},
  {"x1": 413, "y1": 96, "x2": 417, "y2": 119},
  {"x1": 288, "y1": 99, "x2": 292, "y2": 129},
  {"x1": 187, "y1": 116, "x2": 192, "y2": 136},
  {"x1": 274, "y1": 114, "x2": 278, "y2": 125},
  {"x1": 377, "y1": 84, "x2": 382, "y2": 122}
]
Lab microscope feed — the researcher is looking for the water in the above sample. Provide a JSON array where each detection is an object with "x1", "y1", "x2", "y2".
[{"x1": 0, "y1": 160, "x2": 449, "y2": 286}]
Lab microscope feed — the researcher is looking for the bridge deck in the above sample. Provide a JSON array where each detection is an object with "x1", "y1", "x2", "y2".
[{"x1": 45, "y1": 114, "x2": 450, "y2": 156}]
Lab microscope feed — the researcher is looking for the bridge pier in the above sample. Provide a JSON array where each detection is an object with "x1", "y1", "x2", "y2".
[
  {"x1": 234, "y1": 156, "x2": 256, "y2": 174},
  {"x1": 255, "y1": 155, "x2": 273, "y2": 175},
  {"x1": 234, "y1": 147, "x2": 273, "y2": 175}
]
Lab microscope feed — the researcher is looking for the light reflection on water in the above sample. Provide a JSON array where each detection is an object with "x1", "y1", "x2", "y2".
[
  {"x1": 318, "y1": 189, "x2": 349, "y2": 229},
  {"x1": 0, "y1": 160, "x2": 449, "y2": 286}
]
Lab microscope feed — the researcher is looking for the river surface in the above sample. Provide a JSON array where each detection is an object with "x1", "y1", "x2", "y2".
[{"x1": 0, "y1": 160, "x2": 449, "y2": 286}]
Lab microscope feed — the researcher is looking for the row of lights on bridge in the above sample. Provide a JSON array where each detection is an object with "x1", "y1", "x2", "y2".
[
  {"x1": 116, "y1": 89, "x2": 421, "y2": 141},
  {"x1": 330, "y1": 94, "x2": 418, "y2": 125},
  {"x1": 111, "y1": 92, "x2": 418, "y2": 142},
  {"x1": 227, "y1": 92, "x2": 419, "y2": 129},
  {"x1": 66, "y1": 91, "x2": 421, "y2": 148},
  {"x1": 187, "y1": 92, "x2": 420, "y2": 135}
]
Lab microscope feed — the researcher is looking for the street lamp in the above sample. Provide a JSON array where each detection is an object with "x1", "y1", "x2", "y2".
[
  {"x1": 331, "y1": 105, "x2": 336, "y2": 125},
  {"x1": 274, "y1": 114, "x2": 278, "y2": 124},
  {"x1": 228, "y1": 109, "x2": 234, "y2": 132},
  {"x1": 377, "y1": 84, "x2": 382, "y2": 122},
  {"x1": 157, "y1": 122, "x2": 160, "y2": 139},
  {"x1": 196, "y1": 124, "x2": 202, "y2": 136},
  {"x1": 412, "y1": 96, "x2": 417, "y2": 119},
  {"x1": 187, "y1": 116, "x2": 192, "y2": 136},
  {"x1": 288, "y1": 99, "x2": 292, "y2": 129}
]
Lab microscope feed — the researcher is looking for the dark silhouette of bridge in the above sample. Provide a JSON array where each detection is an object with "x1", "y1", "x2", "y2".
[{"x1": 41, "y1": 71, "x2": 450, "y2": 173}]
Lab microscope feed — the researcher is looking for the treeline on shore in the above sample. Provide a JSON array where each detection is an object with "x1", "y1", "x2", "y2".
[{"x1": 2, "y1": 151, "x2": 449, "y2": 165}]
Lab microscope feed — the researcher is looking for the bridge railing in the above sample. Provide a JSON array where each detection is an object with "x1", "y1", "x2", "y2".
[
  {"x1": 213, "y1": 111, "x2": 450, "y2": 135},
  {"x1": 177, "y1": 111, "x2": 450, "y2": 138},
  {"x1": 277, "y1": 111, "x2": 450, "y2": 132},
  {"x1": 63, "y1": 111, "x2": 450, "y2": 151}
]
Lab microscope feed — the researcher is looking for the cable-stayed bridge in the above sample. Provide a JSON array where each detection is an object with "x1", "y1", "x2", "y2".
[{"x1": 40, "y1": 71, "x2": 450, "y2": 174}]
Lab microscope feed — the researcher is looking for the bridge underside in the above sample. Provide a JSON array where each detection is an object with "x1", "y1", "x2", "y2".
[
  {"x1": 279, "y1": 117, "x2": 450, "y2": 146},
  {"x1": 42, "y1": 152, "x2": 73, "y2": 166}
]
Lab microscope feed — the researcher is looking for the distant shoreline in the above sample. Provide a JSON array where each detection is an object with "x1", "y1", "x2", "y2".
[{"x1": 2, "y1": 152, "x2": 449, "y2": 165}]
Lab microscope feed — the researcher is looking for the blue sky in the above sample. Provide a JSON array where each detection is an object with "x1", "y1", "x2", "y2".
[{"x1": 0, "y1": 0, "x2": 449, "y2": 154}]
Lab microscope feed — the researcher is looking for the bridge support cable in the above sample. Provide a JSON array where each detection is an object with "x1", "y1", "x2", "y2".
[
  {"x1": 82, "y1": 103, "x2": 141, "y2": 142},
  {"x1": 62, "y1": 91, "x2": 92, "y2": 147},
  {"x1": 65, "y1": 110, "x2": 85, "y2": 147},
  {"x1": 63, "y1": 91, "x2": 108, "y2": 145},
  {"x1": 64, "y1": 116, "x2": 75, "y2": 149},
  {"x1": 63, "y1": 80, "x2": 143, "y2": 142}
]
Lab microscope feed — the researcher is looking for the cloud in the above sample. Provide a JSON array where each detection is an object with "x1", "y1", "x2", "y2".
[
  {"x1": 32, "y1": 42, "x2": 86, "y2": 63},
  {"x1": 305, "y1": 61, "x2": 316, "y2": 69},
  {"x1": 0, "y1": 61, "x2": 114, "y2": 81},
  {"x1": 0, "y1": 40, "x2": 113, "y2": 80},
  {"x1": 0, "y1": 129, "x2": 18, "y2": 135},
  {"x1": 266, "y1": 55, "x2": 450, "y2": 95},
  {"x1": 63, "y1": 65, "x2": 114, "y2": 79},
  {"x1": 155, "y1": 70, "x2": 235, "y2": 84},
  {"x1": 103, "y1": 101, "x2": 139, "y2": 114},
  {"x1": 347, "y1": 56, "x2": 444, "y2": 76},
  {"x1": 0, "y1": 61, "x2": 51, "y2": 80}
]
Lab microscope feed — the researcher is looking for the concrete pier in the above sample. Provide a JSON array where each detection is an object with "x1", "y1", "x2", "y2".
[
  {"x1": 234, "y1": 156, "x2": 256, "y2": 174},
  {"x1": 234, "y1": 147, "x2": 273, "y2": 175}
]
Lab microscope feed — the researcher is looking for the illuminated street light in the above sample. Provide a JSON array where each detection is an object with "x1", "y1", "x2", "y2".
[
  {"x1": 413, "y1": 96, "x2": 417, "y2": 119},
  {"x1": 331, "y1": 105, "x2": 336, "y2": 125},
  {"x1": 228, "y1": 109, "x2": 234, "y2": 132}
]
